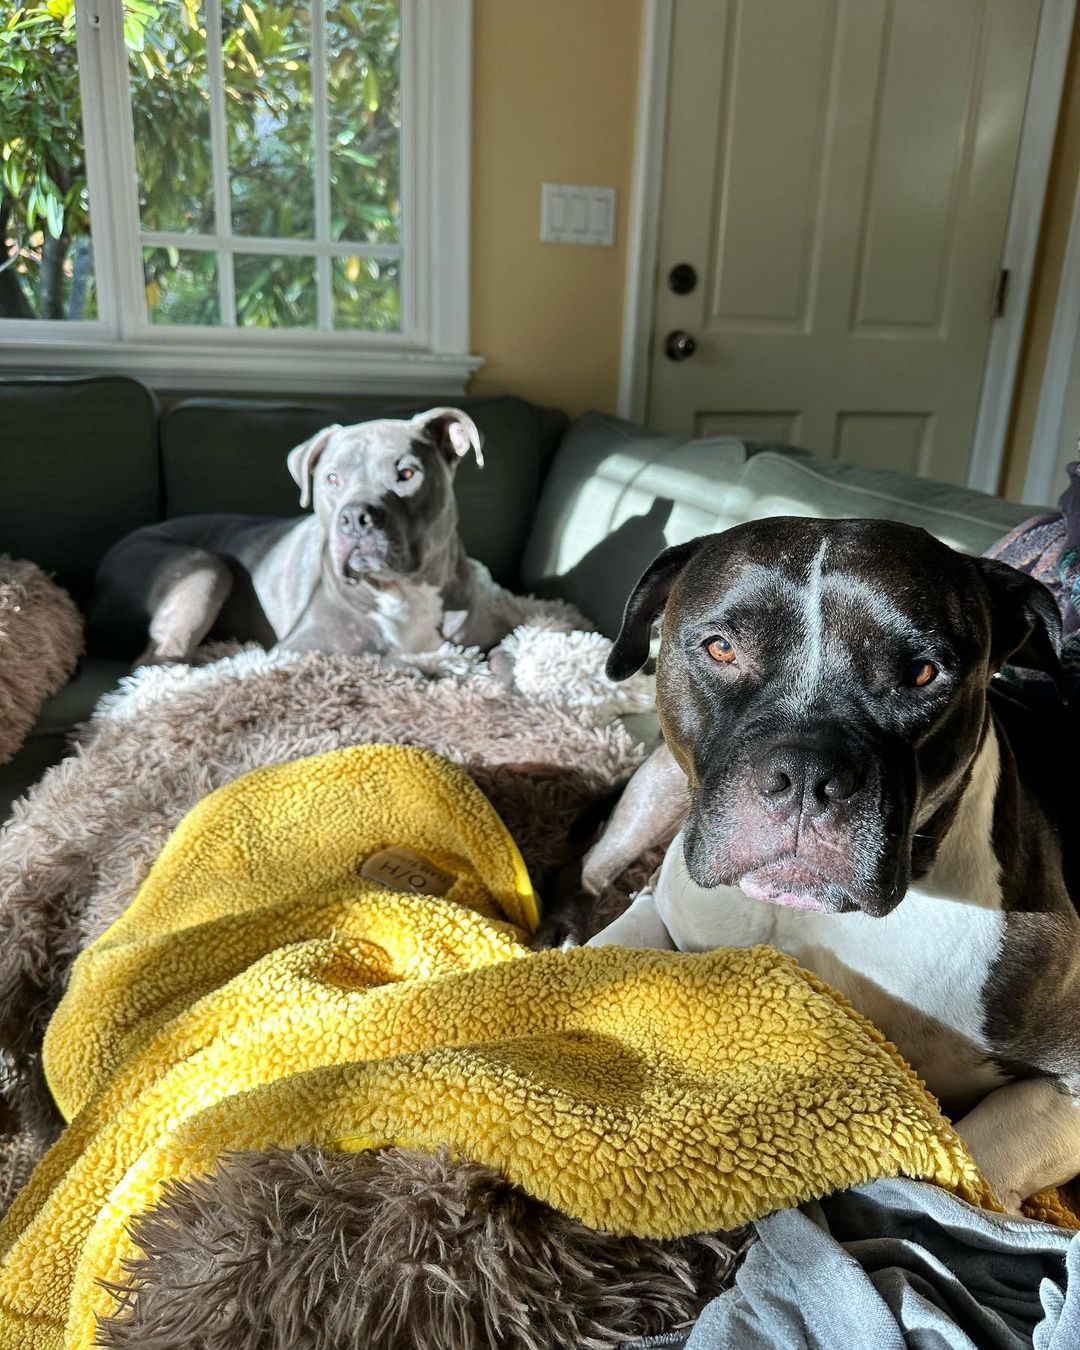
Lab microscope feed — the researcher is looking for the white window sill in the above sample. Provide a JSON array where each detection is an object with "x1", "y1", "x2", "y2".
[{"x1": 0, "y1": 337, "x2": 484, "y2": 396}]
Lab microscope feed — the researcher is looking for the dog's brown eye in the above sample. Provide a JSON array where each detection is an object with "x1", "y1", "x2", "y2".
[
  {"x1": 907, "y1": 659, "x2": 938, "y2": 688},
  {"x1": 397, "y1": 466, "x2": 416, "y2": 482},
  {"x1": 325, "y1": 472, "x2": 340, "y2": 487},
  {"x1": 706, "y1": 636, "x2": 736, "y2": 664}
]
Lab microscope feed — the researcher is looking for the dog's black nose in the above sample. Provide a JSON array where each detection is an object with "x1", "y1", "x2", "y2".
[
  {"x1": 753, "y1": 744, "x2": 863, "y2": 816},
  {"x1": 338, "y1": 504, "x2": 383, "y2": 535}
]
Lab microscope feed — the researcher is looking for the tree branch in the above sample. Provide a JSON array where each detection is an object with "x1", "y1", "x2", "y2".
[
  {"x1": 0, "y1": 196, "x2": 36, "y2": 320},
  {"x1": 38, "y1": 233, "x2": 69, "y2": 321}
]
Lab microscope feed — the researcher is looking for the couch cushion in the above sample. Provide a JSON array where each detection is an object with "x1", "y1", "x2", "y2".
[
  {"x1": 162, "y1": 395, "x2": 567, "y2": 588},
  {"x1": 734, "y1": 453, "x2": 1039, "y2": 556},
  {"x1": 31, "y1": 656, "x2": 129, "y2": 735},
  {"x1": 0, "y1": 656, "x2": 128, "y2": 817},
  {"x1": 520, "y1": 412, "x2": 1042, "y2": 638},
  {"x1": 0, "y1": 374, "x2": 160, "y2": 604}
]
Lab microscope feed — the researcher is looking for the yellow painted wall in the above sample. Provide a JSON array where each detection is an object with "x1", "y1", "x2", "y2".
[
  {"x1": 468, "y1": 0, "x2": 642, "y2": 418},
  {"x1": 1001, "y1": 12, "x2": 1080, "y2": 500}
]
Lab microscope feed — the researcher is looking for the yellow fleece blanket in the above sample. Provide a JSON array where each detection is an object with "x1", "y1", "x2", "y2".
[{"x1": 0, "y1": 743, "x2": 1048, "y2": 1349}]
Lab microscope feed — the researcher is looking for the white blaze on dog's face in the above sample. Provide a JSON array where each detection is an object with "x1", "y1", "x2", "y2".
[{"x1": 286, "y1": 408, "x2": 483, "y2": 583}]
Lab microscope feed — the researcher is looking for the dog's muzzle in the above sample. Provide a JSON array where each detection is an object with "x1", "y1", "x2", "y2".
[
  {"x1": 684, "y1": 731, "x2": 895, "y2": 915},
  {"x1": 336, "y1": 504, "x2": 391, "y2": 580}
]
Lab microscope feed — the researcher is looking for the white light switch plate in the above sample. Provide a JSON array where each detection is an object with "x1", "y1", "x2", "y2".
[{"x1": 540, "y1": 183, "x2": 616, "y2": 246}]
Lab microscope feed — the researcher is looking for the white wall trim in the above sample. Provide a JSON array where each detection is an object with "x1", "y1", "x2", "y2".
[
  {"x1": 966, "y1": 0, "x2": 1077, "y2": 494},
  {"x1": 0, "y1": 338, "x2": 481, "y2": 395},
  {"x1": 617, "y1": 0, "x2": 673, "y2": 422},
  {"x1": 619, "y1": 0, "x2": 1076, "y2": 487},
  {"x1": 1023, "y1": 171, "x2": 1080, "y2": 503},
  {"x1": 422, "y1": 0, "x2": 474, "y2": 357}
]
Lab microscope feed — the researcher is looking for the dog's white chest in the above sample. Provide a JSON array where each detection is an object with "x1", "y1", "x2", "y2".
[
  {"x1": 651, "y1": 835, "x2": 1008, "y2": 1105},
  {"x1": 367, "y1": 580, "x2": 446, "y2": 653}
]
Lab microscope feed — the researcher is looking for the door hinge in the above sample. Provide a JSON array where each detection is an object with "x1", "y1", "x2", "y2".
[{"x1": 993, "y1": 268, "x2": 1010, "y2": 319}]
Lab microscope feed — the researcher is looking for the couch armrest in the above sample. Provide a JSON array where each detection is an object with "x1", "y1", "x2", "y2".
[{"x1": 0, "y1": 558, "x2": 84, "y2": 766}]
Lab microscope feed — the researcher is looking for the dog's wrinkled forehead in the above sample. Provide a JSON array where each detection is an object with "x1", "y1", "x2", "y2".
[
  {"x1": 320, "y1": 420, "x2": 434, "y2": 485},
  {"x1": 287, "y1": 407, "x2": 482, "y2": 510},
  {"x1": 670, "y1": 518, "x2": 982, "y2": 665}
]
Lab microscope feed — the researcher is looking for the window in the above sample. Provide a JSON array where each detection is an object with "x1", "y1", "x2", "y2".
[{"x1": 0, "y1": 0, "x2": 476, "y2": 392}]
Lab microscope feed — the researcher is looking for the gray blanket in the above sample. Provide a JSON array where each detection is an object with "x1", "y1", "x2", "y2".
[{"x1": 633, "y1": 1178, "x2": 1080, "y2": 1350}]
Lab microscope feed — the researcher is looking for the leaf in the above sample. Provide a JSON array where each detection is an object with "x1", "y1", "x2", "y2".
[
  {"x1": 123, "y1": 14, "x2": 146, "y2": 52},
  {"x1": 44, "y1": 191, "x2": 64, "y2": 239},
  {"x1": 337, "y1": 146, "x2": 377, "y2": 167},
  {"x1": 353, "y1": 202, "x2": 391, "y2": 222},
  {"x1": 45, "y1": 0, "x2": 73, "y2": 19},
  {"x1": 363, "y1": 65, "x2": 379, "y2": 112},
  {"x1": 344, "y1": 254, "x2": 360, "y2": 282}
]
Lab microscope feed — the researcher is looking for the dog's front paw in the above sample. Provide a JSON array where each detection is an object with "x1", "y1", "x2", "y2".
[
  {"x1": 1000, "y1": 1189, "x2": 1025, "y2": 1216},
  {"x1": 530, "y1": 911, "x2": 587, "y2": 952},
  {"x1": 953, "y1": 1077, "x2": 1080, "y2": 1214},
  {"x1": 486, "y1": 646, "x2": 518, "y2": 691},
  {"x1": 530, "y1": 888, "x2": 588, "y2": 951}
]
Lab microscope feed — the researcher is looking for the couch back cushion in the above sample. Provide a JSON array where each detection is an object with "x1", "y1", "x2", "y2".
[
  {"x1": 162, "y1": 395, "x2": 566, "y2": 587},
  {"x1": 520, "y1": 412, "x2": 1042, "y2": 637},
  {"x1": 0, "y1": 374, "x2": 160, "y2": 604}
]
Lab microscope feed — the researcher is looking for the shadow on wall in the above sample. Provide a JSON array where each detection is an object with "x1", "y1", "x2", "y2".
[{"x1": 534, "y1": 497, "x2": 675, "y2": 637}]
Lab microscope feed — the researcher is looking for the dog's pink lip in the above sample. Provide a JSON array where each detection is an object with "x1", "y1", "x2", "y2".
[{"x1": 738, "y1": 859, "x2": 831, "y2": 912}]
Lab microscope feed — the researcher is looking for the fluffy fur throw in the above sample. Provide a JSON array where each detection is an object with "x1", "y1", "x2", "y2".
[
  {"x1": 98, "y1": 1148, "x2": 747, "y2": 1350},
  {"x1": 0, "y1": 557, "x2": 83, "y2": 766},
  {"x1": 0, "y1": 632, "x2": 743, "y2": 1347}
]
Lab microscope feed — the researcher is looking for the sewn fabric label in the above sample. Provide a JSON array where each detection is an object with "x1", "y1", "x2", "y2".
[{"x1": 360, "y1": 847, "x2": 454, "y2": 897}]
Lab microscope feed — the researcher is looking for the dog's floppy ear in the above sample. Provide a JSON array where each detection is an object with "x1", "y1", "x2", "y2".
[
  {"x1": 287, "y1": 425, "x2": 341, "y2": 509},
  {"x1": 975, "y1": 556, "x2": 1064, "y2": 691},
  {"x1": 606, "y1": 538, "x2": 704, "y2": 681},
  {"x1": 412, "y1": 407, "x2": 484, "y2": 469}
]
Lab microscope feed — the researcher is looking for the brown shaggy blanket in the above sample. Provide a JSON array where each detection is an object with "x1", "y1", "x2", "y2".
[
  {"x1": 0, "y1": 556, "x2": 83, "y2": 766},
  {"x1": 98, "y1": 1149, "x2": 747, "y2": 1350},
  {"x1": 0, "y1": 647, "x2": 743, "y2": 1348}
]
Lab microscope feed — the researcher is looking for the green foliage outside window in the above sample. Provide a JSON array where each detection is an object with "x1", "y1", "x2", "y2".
[{"x1": 0, "y1": 0, "x2": 401, "y2": 329}]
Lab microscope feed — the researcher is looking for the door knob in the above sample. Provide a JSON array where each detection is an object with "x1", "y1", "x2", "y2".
[{"x1": 664, "y1": 330, "x2": 697, "y2": 362}]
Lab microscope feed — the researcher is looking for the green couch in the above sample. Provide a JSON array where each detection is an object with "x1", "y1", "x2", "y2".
[{"x1": 0, "y1": 373, "x2": 1042, "y2": 818}]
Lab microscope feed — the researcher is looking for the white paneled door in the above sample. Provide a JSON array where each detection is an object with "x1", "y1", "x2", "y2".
[{"x1": 648, "y1": 0, "x2": 1041, "y2": 483}]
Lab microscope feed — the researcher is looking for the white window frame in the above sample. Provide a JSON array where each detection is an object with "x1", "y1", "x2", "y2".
[{"x1": 0, "y1": 0, "x2": 481, "y2": 395}]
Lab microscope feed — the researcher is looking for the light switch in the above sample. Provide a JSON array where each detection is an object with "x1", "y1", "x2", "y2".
[{"x1": 540, "y1": 183, "x2": 617, "y2": 246}]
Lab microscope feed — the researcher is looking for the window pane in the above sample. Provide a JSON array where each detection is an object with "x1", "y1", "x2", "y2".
[
  {"x1": 333, "y1": 256, "x2": 400, "y2": 332},
  {"x1": 223, "y1": 1, "x2": 314, "y2": 239},
  {"x1": 234, "y1": 253, "x2": 316, "y2": 327},
  {"x1": 0, "y1": 1, "x2": 97, "y2": 321},
  {"x1": 129, "y1": 0, "x2": 214, "y2": 233},
  {"x1": 143, "y1": 247, "x2": 220, "y2": 325},
  {"x1": 326, "y1": 1, "x2": 401, "y2": 245}
]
